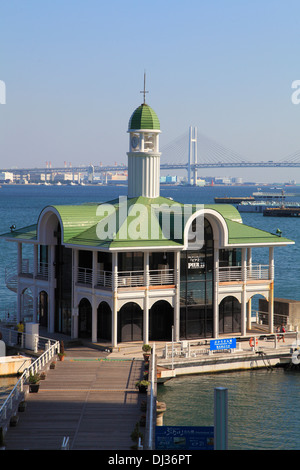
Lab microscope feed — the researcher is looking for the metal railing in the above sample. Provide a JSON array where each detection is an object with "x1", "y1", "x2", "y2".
[
  {"x1": 96, "y1": 269, "x2": 113, "y2": 288},
  {"x1": 162, "y1": 331, "x2": 299, "y2": 360},
  {"x1": 36, "y1": 262, "x2": 49, "y2": 280},
  {"x1": 218, "y1": 264, "x2": 270, "y2": 282},
  {"x1": 149, "y1": 269, "x2": 174, "y2": 286},
  {"x1": 21, "y1": 258, "x2": 33, "y2": 276},
  {"x1": 77, "y1": 267, "x2": 93, "y2": 285},
  {"x1": 144, "y1": 343, "x2": 156, "y2": 450},
  {"x1": 117, "y1": 271, "x2": 145, "y2": 287},
  {"x1": 0, "y1": 330, "x2": 60, "y2": 430}
]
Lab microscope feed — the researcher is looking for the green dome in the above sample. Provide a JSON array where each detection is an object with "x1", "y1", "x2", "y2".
[{"x1": 128, "y1": 103, "x2": 160, "y2": 131}]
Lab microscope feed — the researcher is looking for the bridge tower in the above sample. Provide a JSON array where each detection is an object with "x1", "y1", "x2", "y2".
[{"x1": 188, "y1": 126, "x2": 197, "y2": 185}]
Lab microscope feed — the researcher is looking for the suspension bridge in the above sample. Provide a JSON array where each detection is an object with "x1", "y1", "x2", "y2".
[{"x1": 2, "y1": 127, "x2": 300, "y2": 185}]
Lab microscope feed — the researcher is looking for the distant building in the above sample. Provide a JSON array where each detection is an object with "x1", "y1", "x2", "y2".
[{"x1": 0, "y1": 171, "x2": 14, "y2": 182}]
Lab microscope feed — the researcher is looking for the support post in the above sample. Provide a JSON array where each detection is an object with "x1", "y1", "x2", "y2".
[{"x1": 214, "y1": 387, "x2": 228, "y2": 450}]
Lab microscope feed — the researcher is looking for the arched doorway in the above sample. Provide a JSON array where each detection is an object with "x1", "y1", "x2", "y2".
[
  {"x1": 118, "y1": 302, "x2": 143, "y2": 342},
  {"x1": 97, "y1": 301, "x2": 112, "y2": 341},
  {"x1": 78, "y1": 298, "x2": 92, "y2": 338},
  {"x1": 149, "y1": 300, "x2": 173, "y2": 341},
  {"x1": 219, "y1": 296, "x2": 241, "y2": 334},
  {"x1": 39, "y1": 291, "x2": 48, "y2": 328}
]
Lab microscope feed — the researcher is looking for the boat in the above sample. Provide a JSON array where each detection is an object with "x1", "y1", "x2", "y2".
[
  {"x1": 214, "y1": 196, "x2": 254, "y2": 204},
  {"x1": 237, "y1": 201, "x2": 300, "y2": 213},
  {"x1": 263, "y1": 207, "x2": 300, "y2": 217}
]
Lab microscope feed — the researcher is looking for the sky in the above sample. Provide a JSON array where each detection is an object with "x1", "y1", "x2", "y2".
[{"x1": 1, "y1": 0, "x2": 300, "y2": 183}]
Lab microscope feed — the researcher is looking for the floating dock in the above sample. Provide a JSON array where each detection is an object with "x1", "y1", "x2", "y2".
[
  {"x1": 263, "y1": 207, "x2": 300, "y2": 217},
  {"x1": 0, "y1": 356, "x2": 32, "y2": 377},
  {"x1": 214, "y1": 196, "x2": 254, "y2": 204}
]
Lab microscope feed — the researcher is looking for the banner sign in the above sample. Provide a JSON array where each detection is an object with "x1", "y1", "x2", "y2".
[{"x1": 210, "y1": 338, "x2": 236, "y2": 351}]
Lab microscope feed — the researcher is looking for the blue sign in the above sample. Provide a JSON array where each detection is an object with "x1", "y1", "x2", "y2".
[
  {"x1": 155, "y1": 426, "x2": 214, "y2": 450},
  {"x1": 210, "y1": 338, "x2": 236, "y2": 351}
]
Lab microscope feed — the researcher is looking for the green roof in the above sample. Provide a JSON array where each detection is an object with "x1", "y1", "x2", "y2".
[
  {"x1": 0, "y1": 200, "x2": 294, "y2": 249},
  {"x1": 225, "y1": 218, "x2": 293, "y2": 245},
  {"x1": 128, "y1": 104, "x2": 160, "y2": 131}
]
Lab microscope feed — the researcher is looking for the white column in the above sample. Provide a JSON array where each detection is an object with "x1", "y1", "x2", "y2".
[
  {"x1": 241, "y1": 248, "x2": 247, "y2": 336},
  {"x1": 33, "y1": 287, "x2": 38, "y2": 323},
  {"x1": 49, "y1": 245, "x2": 56, "y2": 333},
  {"x1": 72, "y1": 249, "x2": 79, "y2": 338},
  {"x1": 33, "y1": 244, "x2": 38, "y2": 277},
  {"x1": 17, "y1": 242, "x2": 22, "y2": 274},
  {"x1": 144, "y1": 252, "x2": 149, "y2": 344},
  {"x1": 91, "y1": 250, "x2": 98, "y2": 342},
  {"x1": 174, "y1": 251, "x2": 180, "y2": 342},
  {"x1": 112, "y1": 252, "x2": 118, "y2": 347},
  {"x1": 92, "y1": 251, "x2": 97, "y2": 288},
  {"x1": 92, "y1": 296, "x2": 97, "y2": 343},
  {"x1": 213, "y1": 247, "x2": 219, "y2": 338},
  {"x1": 268, "y1": 247, "x2": 274, "y2": 333},
  {"x1": 17, "y1": 243, "x2": 22, "y2": 322}
]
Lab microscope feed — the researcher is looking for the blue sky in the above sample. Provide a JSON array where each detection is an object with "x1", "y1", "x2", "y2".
[{"x1": 1, "y1": 0, "x2": 300, "y2": 182}]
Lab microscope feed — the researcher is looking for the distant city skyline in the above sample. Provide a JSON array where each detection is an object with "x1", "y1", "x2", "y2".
[{"x1": 1, "y1": 1, "x2": 300, "y2": 183}]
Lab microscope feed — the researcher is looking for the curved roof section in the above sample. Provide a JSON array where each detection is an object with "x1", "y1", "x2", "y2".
[
  {"x1": 128, "y1": 103, "x2": 160, "y2": 131},
  {"x1": 0, "y1": 201, "x2": 294, "y2": 249},
  {"x1": 204, "y1": 204, "x2": 243, "y2": 223}
]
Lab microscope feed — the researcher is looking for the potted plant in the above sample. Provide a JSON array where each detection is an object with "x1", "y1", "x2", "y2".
[
  {"x1": 142, "y1": 344, "x2": 151, "y2": 361},
  {"x1": 130, "y1": 422, "x2": 144, "y2": 449},
  {"x1": 135, "y1": 380, "x2": 150, "y2": 393},
  {"x1": 58, "y1": 341, "x2": 66, "y2": 361},
  {"x1": 50, "y1": 361, "x2": 56, "y2": 369},
  {"x1": 40, "y1": 371, "x2": 46, "y2": 380},
  {"x1": 28, "y1": 373, "x2": 40, "y2": 393},
  {"x1": 18, "y1": 401, "x2": 27, "y2": 412}
]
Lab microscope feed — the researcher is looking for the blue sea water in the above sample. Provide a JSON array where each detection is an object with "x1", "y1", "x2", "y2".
[{"x1": 0, "y1": 183, "x2": 299, "y2": 449}]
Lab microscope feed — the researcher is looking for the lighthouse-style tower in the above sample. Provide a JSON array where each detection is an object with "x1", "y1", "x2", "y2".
[{"x1": 127, "y1": 78, "x2": 161, "y2": 198}]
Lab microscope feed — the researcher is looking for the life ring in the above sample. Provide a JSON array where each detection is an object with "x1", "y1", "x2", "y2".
[{"x1": 249, "y1": 337, "x2": 258, "y2": 347}]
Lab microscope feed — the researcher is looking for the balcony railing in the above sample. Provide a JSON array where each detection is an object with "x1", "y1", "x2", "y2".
[
  {"x1": 96, "y1": 269, "x2": 113, "y2": 288},
  {"x1": 117, "y1": 271, "x2": 145, "y2": 287},
  {"x1": 36, "y1": 262, "x2": 49, "y2": 280},
  {"x1": 76, "y1": 267, "x2": 174, "y2": 289},
  {"x1": 77, "y1": 267, "x2": 93, "y2": 285},
  {"x1": 218, "y1": 264, "x2": 270, "y2": 282},
  {"x1": 13, "y1": 259, "x2": 50, "y2": 281},
  {"x1": 149, "y1": 269, "x2": 174, "y2": 286}
]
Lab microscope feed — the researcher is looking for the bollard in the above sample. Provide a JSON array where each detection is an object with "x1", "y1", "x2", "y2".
[{"x1": 214, "y1": 387, "x2": 228, "y2": 450}]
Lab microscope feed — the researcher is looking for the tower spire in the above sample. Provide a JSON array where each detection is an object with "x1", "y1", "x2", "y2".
[{"x1": 140, "y1": 71, "x2": 148, "y2": 104}]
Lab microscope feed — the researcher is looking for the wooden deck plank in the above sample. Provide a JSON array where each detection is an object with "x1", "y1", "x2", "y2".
[{"x1": 3, "y1": 349, "x2": 145, "y2": 450}]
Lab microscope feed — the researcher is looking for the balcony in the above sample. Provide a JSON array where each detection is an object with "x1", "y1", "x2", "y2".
[
  {"x1": 218, "y1": 265, "x2": 270, "y2": 282},
  {"x1": 76, "y1": 267, "x2": 174, "y2": 289},
  {"x1": 17, "y1": 259, "x2": 50, "y2": 280}
]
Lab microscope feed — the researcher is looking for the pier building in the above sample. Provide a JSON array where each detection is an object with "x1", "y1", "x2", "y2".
[{"x1": 1, "y1": 93, "x2": 294, "y2": 348}]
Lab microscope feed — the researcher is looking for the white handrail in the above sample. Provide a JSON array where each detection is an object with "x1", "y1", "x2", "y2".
[
  {"x1": 61, "y1": 436, "x2": 70, "y2": 450},
  {"x1": 147, "y1": 343, "x2": 156, "y2": 450},
  {"x1": 0, "y1": 333, "x2": 60, "y2": 428}
]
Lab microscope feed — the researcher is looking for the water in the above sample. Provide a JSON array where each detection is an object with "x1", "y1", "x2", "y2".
[
  {"x1": 0, "y1": 183, "x2": 300, "y2": 449},
  {"x1": 157, "y1": 368, "x2": 300, "y2": 450}
]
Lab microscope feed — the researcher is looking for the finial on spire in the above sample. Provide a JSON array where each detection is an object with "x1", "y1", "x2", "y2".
[{"x1": 140, "y1": 71, "x2": 148, "y2": 104}]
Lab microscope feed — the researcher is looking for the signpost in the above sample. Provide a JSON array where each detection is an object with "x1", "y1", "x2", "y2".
[
  {"x1": 155, "y1": 388, "x2": 229, "y2": 451},
  {"x1": 155, "y1": 425, "x2": 214, "y2": 450},
  {"x1": 210, "y1": 337, "x2": 236, "y2": 351}
]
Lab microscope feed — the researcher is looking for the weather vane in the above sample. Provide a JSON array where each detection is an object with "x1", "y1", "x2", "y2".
[{"x1": 140, "y1": 71, "x2": 148, "y2": 104}]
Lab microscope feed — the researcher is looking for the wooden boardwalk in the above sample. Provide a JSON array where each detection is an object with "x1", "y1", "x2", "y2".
[{"x1": 3, "y1": 346, "x2": 145, "y2": 450}]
